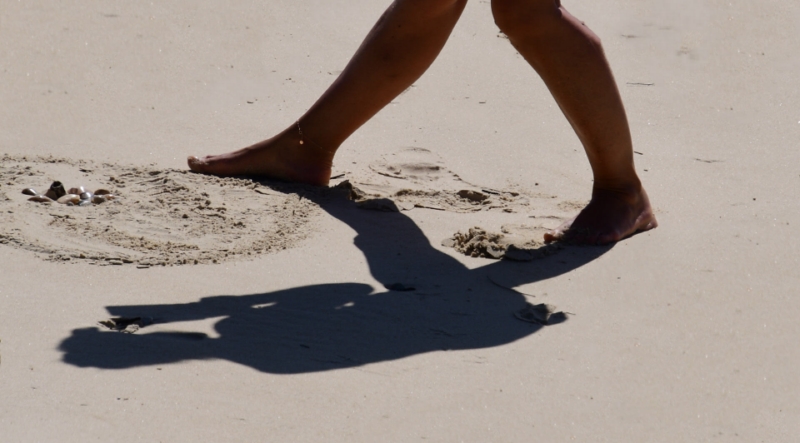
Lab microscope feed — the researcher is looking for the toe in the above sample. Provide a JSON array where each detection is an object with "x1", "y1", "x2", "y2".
[
  {"x1": 544, "y1": 219, "x2": 575, "y2": 243},
  {"x1": 187, "y1": 156, "x2": 207, "y2": 172},
  {"x1": 544, "y1": 228, "x2": 566, "y2": 243}
]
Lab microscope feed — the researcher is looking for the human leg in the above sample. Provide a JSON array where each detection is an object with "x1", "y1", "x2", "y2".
[
  {"x1": 188, "y1": 0, "x2": 468, "y2": 185},
  {"x1": 491, "y1": 0, "x2": 657, "y2": 244}
]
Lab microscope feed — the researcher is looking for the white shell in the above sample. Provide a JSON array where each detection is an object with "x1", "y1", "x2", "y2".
[{"x1": 57, "y1": 194, "x2": 81, "y2": 204}]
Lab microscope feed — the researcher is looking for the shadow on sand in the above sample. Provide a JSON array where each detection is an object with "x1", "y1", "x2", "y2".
[{"x1": 59, "y1": 184, "x2": 610, "y2": 374}]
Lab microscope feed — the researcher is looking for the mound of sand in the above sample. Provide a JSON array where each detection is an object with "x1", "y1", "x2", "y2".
[{"x1": 441, "y1": 225, "x2": 562, "y2": 261}]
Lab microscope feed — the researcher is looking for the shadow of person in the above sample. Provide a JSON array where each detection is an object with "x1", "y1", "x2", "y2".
[{"x1": 59, "y1": 186, "x2": 611, "y2": 374}]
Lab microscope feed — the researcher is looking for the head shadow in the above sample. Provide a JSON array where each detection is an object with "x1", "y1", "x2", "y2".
[{"x1": 59, "y1": 185, "x2": 611, "y2": 374}]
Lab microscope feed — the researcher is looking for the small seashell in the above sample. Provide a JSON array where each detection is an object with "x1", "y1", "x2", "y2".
[
  {"x1": 78, "y1": 199, "x2": 92, "y2": 206},
  {"x1": 57, "y1": 194, "x2": 81, "y2": 204},
  {"x1": 68, "y1": 186, "x2": 86, "y2": 195},
  {"x1": 80, "y1": 192, "x2": 93, "y2": 200},
  {"x1": 49, "y1": 181, "x2": 67, "y2": 199},
  {"x1": 94, "y1": 189, "x2": 112, "y2": 195},
  {"x1": 29, "y1": 196, "x2": 53, "y2": 203},
  {"x1": 22, "y1": 188, "x2": 38, "y2": 196},
  {"x1": 91, "y1": 195, "x2": 107, "y2": 204}
]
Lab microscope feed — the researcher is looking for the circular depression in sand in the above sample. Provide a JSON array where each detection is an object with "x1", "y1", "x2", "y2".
[{"x1": 0, "y1": 154, "x2": 321, "y2": 266}]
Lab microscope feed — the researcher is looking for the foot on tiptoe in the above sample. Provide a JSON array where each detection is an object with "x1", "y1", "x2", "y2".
[
  {"x1": 544, "y1": 184, "x2": 658, "y2": 245},
  {"x1": 187, "y1": 128, "x2": 334, "y2": 186}
]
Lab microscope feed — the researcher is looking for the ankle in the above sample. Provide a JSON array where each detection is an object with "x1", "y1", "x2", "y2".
[
  {"x1": 295, "y1": 120, "x2": 338, "y2": 156},
  {"x1": 591, "y1": 176, "x2": 644, "y2": 201},
  {"x1": 271, "y1": 125, "x2": 334, "y2": 165}
]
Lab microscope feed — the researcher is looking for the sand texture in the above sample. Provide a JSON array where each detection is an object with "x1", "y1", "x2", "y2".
[
  {"x1": 1, "y1": 154, "x2": 320, "y2": 266},
  {"x1": 0, "y1": 151, "x2": 566, "y2": 267},
  {"x1": 2, "y1": 1, "x2": 800, "y2": 442}
]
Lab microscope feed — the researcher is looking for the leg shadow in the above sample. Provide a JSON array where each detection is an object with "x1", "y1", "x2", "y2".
[{"x1": 59, "y1": 187, "x2": 610, "y2": 374}]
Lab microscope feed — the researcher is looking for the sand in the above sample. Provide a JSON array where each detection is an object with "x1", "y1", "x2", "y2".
[
  {"x1": 0, "y1": 150, "x2": 563, "y2": 266},
  {"x1": 2, "y1": 0, "x2": 799, "y2": 441},
  {"x1": 1, "y1": 154, "x2": 319, "y2": 266}
]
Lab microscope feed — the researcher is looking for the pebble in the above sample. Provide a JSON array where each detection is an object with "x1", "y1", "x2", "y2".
[
  {"x1": 57, "y1": 194, "x2": 80, "y2": 204},
  {"x1": 49, "y1": 181, "x2": 67, "y2": 199},
  {"x1": 24, "y1": 183, "x2": 118, "y2": 208}
]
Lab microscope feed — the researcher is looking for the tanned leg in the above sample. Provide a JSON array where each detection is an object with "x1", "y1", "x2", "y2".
[
  {"x1": 188, "y1": 0, "x2": 468, "y2": 186},
  {"x1": 491, "y1": 0, "x2": 657, "y2": 244}
]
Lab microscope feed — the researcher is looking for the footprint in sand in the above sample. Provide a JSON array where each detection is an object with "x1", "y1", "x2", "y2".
[
  {"x1": 356, "y1": 147, "x2": 542, "y2": 214},
  {"x1": 368, "y1": 147, "x2": 457, "y2": 185}
]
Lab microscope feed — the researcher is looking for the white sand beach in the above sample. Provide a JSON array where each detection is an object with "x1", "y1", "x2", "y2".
[{"x1": 1, "y1": 1, "x2": 799, "y2": 441}]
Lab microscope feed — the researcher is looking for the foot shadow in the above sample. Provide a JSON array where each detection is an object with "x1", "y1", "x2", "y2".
[{"x1": 59, "y1": 184, "x2": 611, "y2": 374}]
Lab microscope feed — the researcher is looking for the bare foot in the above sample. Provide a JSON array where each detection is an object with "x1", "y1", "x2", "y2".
[
  {"x1": 544, "y1": 184, "x2": 657, "y2": 245},
  {"x1": 187, "y1": 127, "x2": 335, "y2": 186}
]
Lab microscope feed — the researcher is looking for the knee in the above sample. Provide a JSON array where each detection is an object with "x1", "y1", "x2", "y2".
[{"x1": 491, "y1": 0, "x2": 562, "y2": 39}]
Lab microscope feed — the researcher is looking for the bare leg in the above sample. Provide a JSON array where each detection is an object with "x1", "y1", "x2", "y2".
[
  {"x1": 188, "y1": 0, "x2": 468, "y2": 186},
  {"x1": 492, "y1": 0, "x2": 657, "y2": 244}
]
